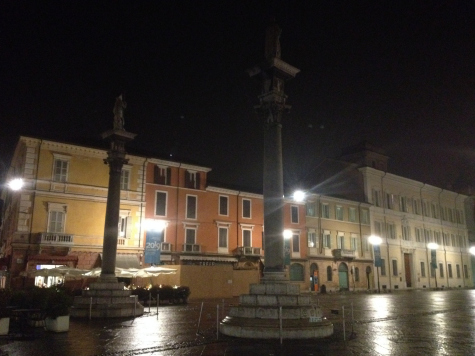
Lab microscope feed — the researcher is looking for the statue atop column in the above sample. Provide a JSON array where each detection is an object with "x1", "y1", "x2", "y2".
[
  {"x1": 265, "y1": 19, "x2": 282, "y2": 61},
  {"x1": 113, "y1": 95, "x2": 127, "y2": 130}
]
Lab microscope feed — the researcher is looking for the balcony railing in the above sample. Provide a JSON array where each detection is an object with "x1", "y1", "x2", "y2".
[
  {"x1": 183, "y1": 244, "x2": 200, "y2": 252},
  {"x1": 161, "y1": 242, "x2": 172, "y2": 252},
  {"x1": 235, "y1": 247, "x2": 261, "y2": 256},
  {"x1": 332, "y1": 249, "x2": 355, "y2": 258},
  {"x1": 39, "y1": 232, "x2": 74, "y2": 246}
]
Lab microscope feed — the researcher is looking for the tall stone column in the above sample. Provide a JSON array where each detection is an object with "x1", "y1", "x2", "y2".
[
  {"x1": 100, "y1": 129, "x2": 136, "y2": 280},
  {"x1": 220, "y1": 22, "x2": 333, "y2": 339},
  {"x1": 252, "y1": 21, "x2": 299, "y2": 281},
  {"x1": 71, "y1": 96, "x2": 143, "y2": 318}
]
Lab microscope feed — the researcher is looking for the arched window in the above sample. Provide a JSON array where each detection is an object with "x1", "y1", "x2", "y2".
[
  {"x1": 326, "y1": 266, "x2": 332, "y2": 281},
  {"x1": 290, "y1": 263, "x2": 304, "y2": 281},
  {"x1": 354, "y1": 267, "x2": 360, "y2": 282}
]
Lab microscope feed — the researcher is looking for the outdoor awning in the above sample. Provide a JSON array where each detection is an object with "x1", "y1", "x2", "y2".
[
  {"x1": 28, "y1": 254, "x2": 78, "y2": 263},
  {"x1": 112, "y1": 254, "x2": 140, "y2": 269},
  {"x1": 180, "y1": 255, "x2": 237, "y2": 263}
]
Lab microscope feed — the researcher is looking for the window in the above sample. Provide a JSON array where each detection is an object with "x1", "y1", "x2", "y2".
[
  {"x1": 354, "y1": 267, "x2": 360, "y2": 282},
  {"x1": 422, "y1": 200, "x2": 430, "y2": 217},
  {"x1": 335, "y1": 206, "x2": 344, "y2": 220},
  {"x1": 323, "y1": 230, "x2": 331, "y2": 248},
  {"x1": 443, "y1": 233, "x2": 450, "y2": 246},
  {"x1": 402, "y1": 225, "x2": 410, "y2": 241},
  {"x1": 218, "y1": 227, "x2": 228, "y2": 251},
  {"x1": 292, "y1": 233, "x2": 300, "y2": 253},
  {"x1": 185, "y1": 228, "x2": 196, "y2": 244},
  {"x1": 448, "y1": 264, "x2": 453, "y2": 278},
  {"x1": 120, "y1": 168, "x2": 130, "y2": 190},
  {"x1": 386, "y1": 193, "x2": 394, "y2": 209},
  {"x1": 430, "y1": 263, "x2": 436, "y2": 278},
  {"x1": 186, "y1": 195, "x2": 197, "y2": 219},
  {"x1": 308, "y1": 230, "x2": 317, "y2": 248},
  {"x1": 153, "y1": 165, "x2": 171, "y2": 185},
  {"x1": 387, "y1": 223, "x2": 396, "y2": 239},
  {"x1": 464, "y1": 265, "x2": 469, "y2": 279},
  {"x1": 326, "y1": 266, "x2": 332, "y2": 281},
  {"x1": 374, "y1": 221, "x2": 382, "y2": 236},
  {"x1": 242, "y1": 199, "x2": 251, "y2": 218},
  {"x1": 415, "y1": 228, "x2": 422, "y2": 242},
  {"x1": 361, "y1": 209, "x2": 369, "y2": 224},
  {"x1": 439, "y1": 263, "x2": 444, "y2": 278},
  {"x1": 459, "y1": 235, "x2": 466, "y2": 248},
  {"x1": 451, "y1": 234, "x2": 456, "y2": 247},
  {"x1": 350, "y1": 234, "x2": 357, "y2": 251},
  {"x1": 434, "y1": 231, "x2": 441, "y2": 245},
  {"x1": 457, "y1": 210, "x2": 464, "y2": 224},
  {"x1": 306, "y1": 202, "x2": 316, "y2": 217},
  {"x1": 373, "y1": 189, "x2": 381, "y2": 207},
  {"x1": 219, "y1": 196, "x2": 228, "y2": 216},
  {"x1": 53, "y1": 156, "x2": 69, "y2": 182},
  {"x1": 184, "y1": 170, "x2": 200, "y2": 189},
  {"x1": 290, "y1": 263, "x2": 304, "y2": 281},
  {"x1": 431, "y1": 203, "x2": 438, "y2": 218},
  {"x1": 321, "y1": 203, "x2": 329, "y2": 218},
  {"x1": 413, "y1": 199, "x2": 420, "y2": 215},
  {"x1": 400, "y1": 196, "x2": 407, "y2": 212},
  {"x1": 243, "y1": 229, "x2": 252, "y2": 247},
  {"x1": 155, "y1": 191, "x2": 167, "y2": 216},
  {"x1": 119, "y1": 211, "x2": 132, "y2": 238},
  {"x1": 392, "y1": 260, "x2": 398, "y2": 276},
  {"x1": 348, "y1": 207, "x2": 356, "y2": 222},
  {"x1": 362, "y1": 235, "x2": 369, "y2": 252},
  {"x1": 440, "y1": 206, "x2": 446, "y2": 220},
  {"x1": 420, "y1": 261, "x2": 426, "y2": 277},
  {"x1": 48, "y1": 210, "x2": 65, "y2": 233},
  {"x1": 424, "y1": 229, "x2": 431, "y2": 243},
  {"x1": 380, "y1": 259, "x2": 386, "y2": 276},
  {"x1": 291, "y1": 205, "x2": 299, "y2": 223},
  {"x1": 456, "y1": 264, "x2": 461, "y2": 278},
  {"x1": 337, "y1": 233, "x2": 344, "y2": 249}
]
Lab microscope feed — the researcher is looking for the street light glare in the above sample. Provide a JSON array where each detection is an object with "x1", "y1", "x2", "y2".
[
  {"x1": 8, "y1": 178, "x2": 24, "y2": 191},
  {"x1": 283, "y1": 229, "x2": 292, "y2": 239},
  {"x1": 293, "y1": 190, "x2": 305, "y2": 202},
  {"x1": 427, "y1": 243, "x2": 438, "y2": 250},
  {"x1": 368, "y1": 235, "x2": 382, "y2": 245},
  {"x1": 470, "y1": 246, "x2": 475, "y2": 255}
]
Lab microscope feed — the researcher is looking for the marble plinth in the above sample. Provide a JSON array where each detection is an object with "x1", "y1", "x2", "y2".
[
  {"x1": 219, "y1": 282, "x2": 333, "y2": 339},
  {"x1": 70, "y1": 280, "x2": 144, "y2": 318}
]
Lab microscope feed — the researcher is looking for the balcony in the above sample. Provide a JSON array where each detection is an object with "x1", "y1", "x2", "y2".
[
  {"x1": 332, "y1": 249, "x2": 355, "y2": 259},
  {"x1": 183, "y1": 244, "x2": 201, "y2": 252},
  {"x1": 38, "y1": 232, "x2": 74, "y2": 246},
  {"x1": 235, "y1": 247, "x2": 261, "y2": 256},
  {"x1": 161, "y1": 242, "x2": 172, "y2": 252}
]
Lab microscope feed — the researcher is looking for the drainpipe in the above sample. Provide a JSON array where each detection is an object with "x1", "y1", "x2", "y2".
[
  {"x1": 381, "y1": 171, "x2": 391, "y2": 290},
  {"x1": 138, "y1": 158, "x2": 147, "y2": 250},
  {"x1": 438, "y1": 188, "x2": 447, "y2": 288},
  {"x1": 175, "y1": 164, "x2": 181, "y2": 261}
]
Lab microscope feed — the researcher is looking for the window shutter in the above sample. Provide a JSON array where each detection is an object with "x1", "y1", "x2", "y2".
[
  {"x1": 125, "y1": 216, "x2": 132, "y2": 238},
  {"x1": 195, "y1": 172, "x2": 201, "y2": 189},
  {"x1": 153, "y1": 166, "x2": 160, "y2": 184},
  {"x1": 166, "y1": 167, "x2": 171, "y2": 185}
]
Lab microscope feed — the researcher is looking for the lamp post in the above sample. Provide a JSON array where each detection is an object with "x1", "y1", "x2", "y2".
[
  {"x1": 368, "y1": 235, "x2": 382, "y2": 293},
  {"x1": 428, "y1": 242, "x2": 438, "y2": 289}
]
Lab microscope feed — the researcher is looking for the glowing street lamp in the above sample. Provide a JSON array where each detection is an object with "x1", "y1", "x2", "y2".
[
  {"x1": 7, "y1": 178, "x2": 24, "y2": 191},
  {"x1": 293, "y1": 190, "x2": 305, "y2": 202},
  {"x1": 368, "y1": 235, "x2": 382, "y2": 293},
  {"x1": 427, "y1": 243, "x2": 438, "y2": 289}
]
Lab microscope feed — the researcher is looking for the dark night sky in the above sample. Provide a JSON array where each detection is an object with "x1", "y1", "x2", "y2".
[{"x1": 2, "y1": 1, "x2": 475, "y2": 193}]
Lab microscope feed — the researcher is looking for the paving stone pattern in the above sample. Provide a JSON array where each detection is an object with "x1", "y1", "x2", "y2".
[{"x1": 1, "y1": 289, "x2": 475, "y2": 355}]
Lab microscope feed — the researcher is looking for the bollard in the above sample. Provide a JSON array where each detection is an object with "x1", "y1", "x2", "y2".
[
  {"x1": 196, "y1": 301, "x2": 204, "y2": 335},
  {"x1": 279, "y1": 306, "x2": 283, "y2": 345},
  {"x1": 342, "y1": 305, "x2": 346, "y2": 341},
  {"x1": 216, "y1": 305, "x2": 219, "y2": 340}
]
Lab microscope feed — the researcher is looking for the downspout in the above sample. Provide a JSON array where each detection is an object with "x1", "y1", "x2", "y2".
[
  {"x1": 174, "y1": 164, "x2": 181, "y2": 262},
  {"x1": 438, "y1": 188, "x2": 447, "y2": 288},
  {"x1": 420, "y1": 183, "x2": 428, "y2": 287},
  {"x1": 138, "y1": 158, "x2": 147, "y2": 250},
  {"x1": 317, "y1": 195, "x2": 322, "y2": 254},
  {"x1": 381, "y1": 171, "x2": 391, "y2": 290},
  {"x1": 455, "y1": 193, "x2": 466, "y2": 288}
]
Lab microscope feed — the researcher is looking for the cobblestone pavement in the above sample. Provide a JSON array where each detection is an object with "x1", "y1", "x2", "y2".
[{"x1": 1, "y1": 289, "x2": 475, "y2": 355}]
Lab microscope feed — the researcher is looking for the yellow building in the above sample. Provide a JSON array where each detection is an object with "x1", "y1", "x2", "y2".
[{"x1": 0, "y1": 137, "x2": 145, "y2": 288}]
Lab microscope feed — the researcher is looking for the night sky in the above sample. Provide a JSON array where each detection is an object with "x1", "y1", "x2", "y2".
[{"x1": 2, "y1": 1, "x2": 475, "y2": 194}]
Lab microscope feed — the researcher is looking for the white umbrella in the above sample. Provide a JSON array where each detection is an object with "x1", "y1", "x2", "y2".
[
  {"x1": 133, "y1": 266, "x2": 176, "y2": 278},
  {"x1": 83, "y1": 267, "x2": 136, "y2": 278}
]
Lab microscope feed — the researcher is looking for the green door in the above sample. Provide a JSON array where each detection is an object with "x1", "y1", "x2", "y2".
[{"x1": 338, "y1": 263, "x2": 349, "y2": 290}]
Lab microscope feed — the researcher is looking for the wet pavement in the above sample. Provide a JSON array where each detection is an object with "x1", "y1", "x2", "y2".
[{"x1": 1, "y1": 289, "x2": 475, "y2": 355}]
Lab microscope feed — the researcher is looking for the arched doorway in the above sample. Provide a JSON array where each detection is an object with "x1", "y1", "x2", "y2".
[
  {"x1": 310, "y1": 263, "x2": 319, "y2": 292},
  {"x1": 338, "y1": 263, "x2": 349, "y2": 290},
  {"x1": 366, "y1": 266, "x2": 372, "y2": 290}
]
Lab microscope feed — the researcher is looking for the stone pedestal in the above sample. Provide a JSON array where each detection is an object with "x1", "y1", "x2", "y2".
[
  {"x1": 71, "y1": 280, "x2": 144, "y2": 318},
  {"x1": 219, "y1": 282, "x2": 333, "y2": 339}
]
